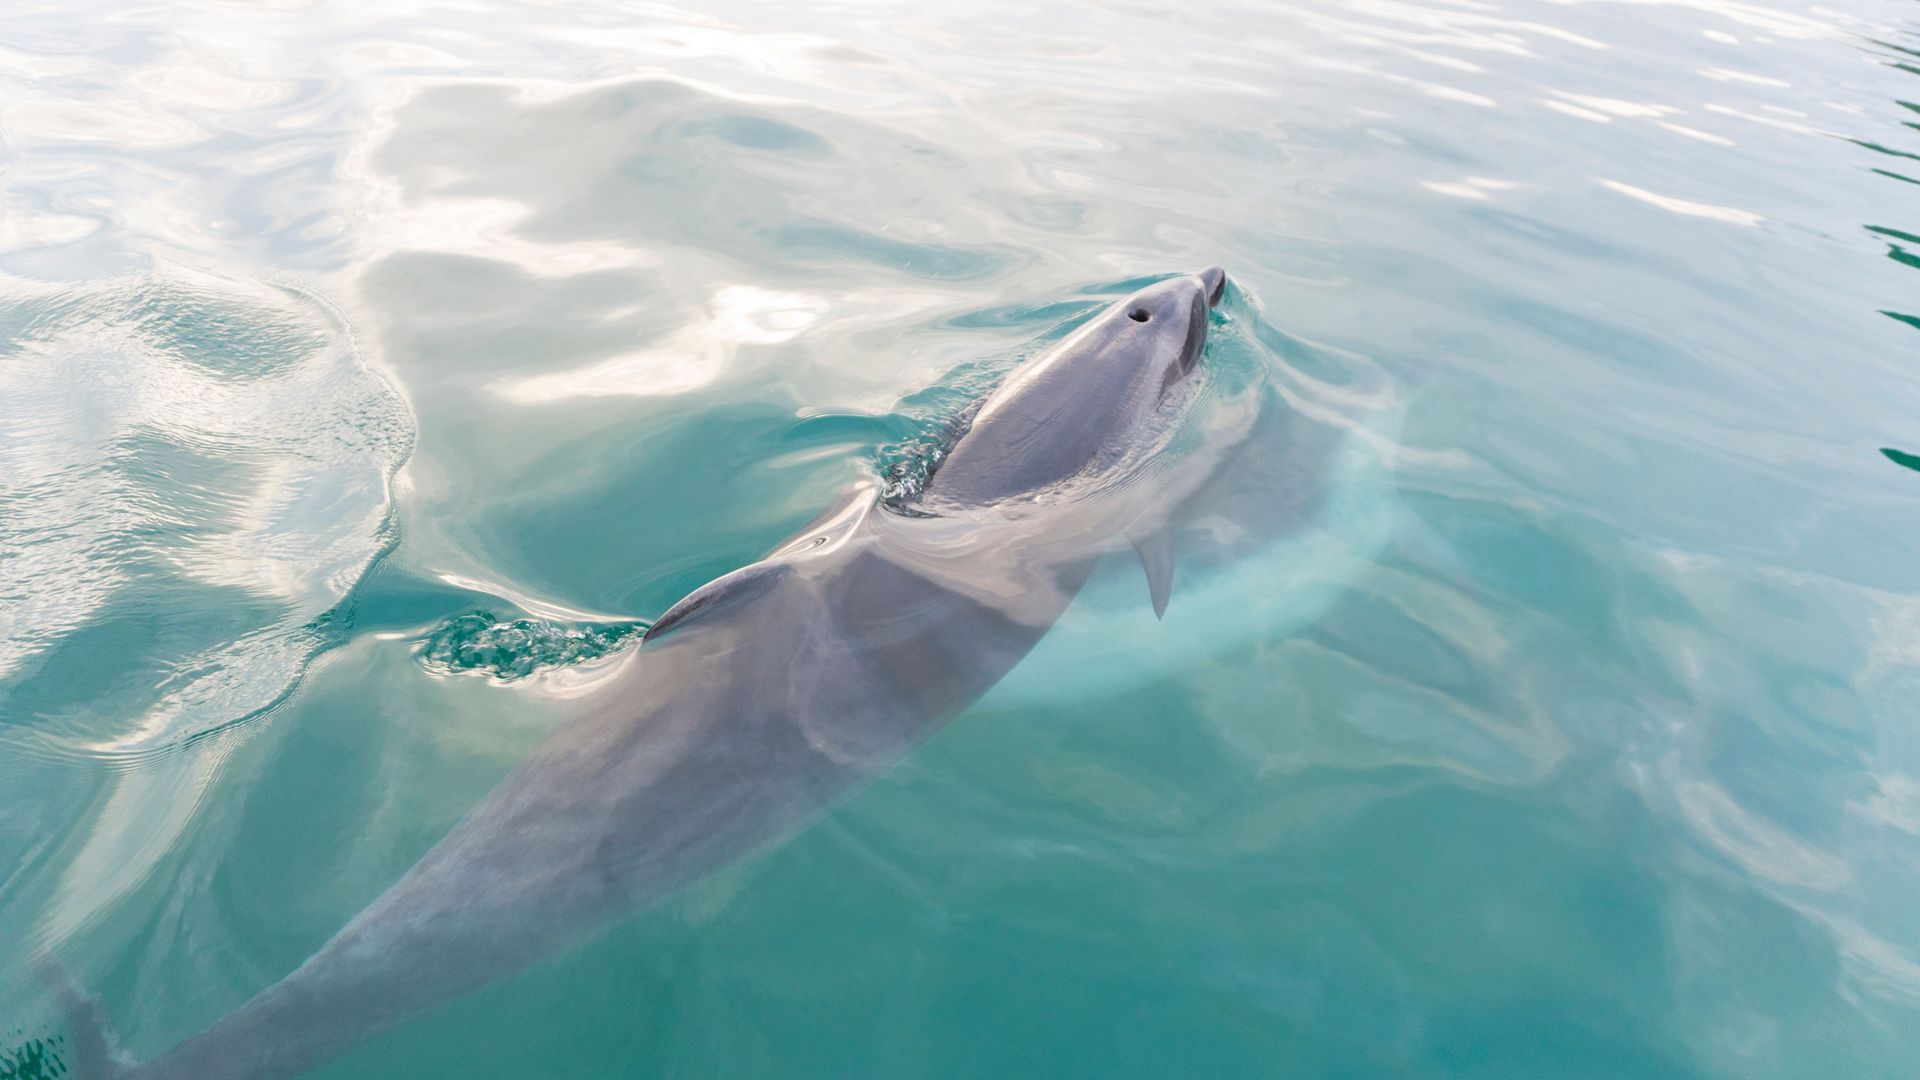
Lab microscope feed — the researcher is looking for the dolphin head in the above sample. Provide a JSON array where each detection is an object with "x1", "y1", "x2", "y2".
[
  {"x1": 915, "y1": 266, "x2": 1231, "y2": 511},
  {"x1": 1100, "y1": 265, "x2": 1227, "y2": 388}
]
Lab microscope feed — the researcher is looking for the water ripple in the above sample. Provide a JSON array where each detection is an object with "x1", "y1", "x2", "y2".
[{"x1": 0, "y1": 266, "x2": 411, "y2": 951}]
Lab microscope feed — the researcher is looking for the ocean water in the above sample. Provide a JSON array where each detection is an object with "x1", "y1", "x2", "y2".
[{"x1": 4, "y1": 0, "x2": 1920, "y2": 1075}]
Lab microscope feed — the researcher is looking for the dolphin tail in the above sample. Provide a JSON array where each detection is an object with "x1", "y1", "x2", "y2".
[{"x1": 34, "y1": 953, "x2": 134, "y2": 1080}]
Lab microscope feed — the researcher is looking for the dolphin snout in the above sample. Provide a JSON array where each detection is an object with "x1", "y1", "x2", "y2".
[{"x1": 1197, "y1": 266, "x2": 1227, "y2": 308}]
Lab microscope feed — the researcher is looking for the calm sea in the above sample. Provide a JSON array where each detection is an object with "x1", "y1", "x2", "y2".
[{"x1": 4, "y1": 0, "x2": 1920, "y2": 1075}]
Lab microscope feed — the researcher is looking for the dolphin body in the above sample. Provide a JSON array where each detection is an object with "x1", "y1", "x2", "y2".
[{"x1": 49, "y1": 266, "x2": 1233, "y2": 1079}]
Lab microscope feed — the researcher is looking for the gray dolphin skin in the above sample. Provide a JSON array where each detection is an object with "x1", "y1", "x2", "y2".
[{"x1": 47, "y1": 266, "x2": 1232, "y2": 1080}]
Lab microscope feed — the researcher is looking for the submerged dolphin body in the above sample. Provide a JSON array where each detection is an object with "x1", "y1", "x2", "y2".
[{"x1": 48, "y1": 267, "x2": 1238, "y2": 1079}]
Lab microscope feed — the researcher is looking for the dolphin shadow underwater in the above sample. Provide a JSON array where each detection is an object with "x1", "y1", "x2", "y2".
[{"x1": 47, "y1": 266, "x2": 1253, "y2": 1079}]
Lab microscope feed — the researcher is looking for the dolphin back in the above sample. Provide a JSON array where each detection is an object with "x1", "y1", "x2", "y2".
[{"x1": 67, "y1": 497, "x2": 1089, "y2": 1080}]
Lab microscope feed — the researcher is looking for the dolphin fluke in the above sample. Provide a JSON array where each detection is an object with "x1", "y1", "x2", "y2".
[{"x1": 34, "y1": 953, "x2": 130, "y2": 1079}]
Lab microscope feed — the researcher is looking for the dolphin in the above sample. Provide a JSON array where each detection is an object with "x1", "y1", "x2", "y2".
[{"x1": 44, "y1": 266, "x2": 1235, "y2": 1080}]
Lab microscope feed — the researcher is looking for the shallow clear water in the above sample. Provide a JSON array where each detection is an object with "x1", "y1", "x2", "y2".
[{"x1": 4, "y1": 0, "x2": 1920, "y2": 1075}]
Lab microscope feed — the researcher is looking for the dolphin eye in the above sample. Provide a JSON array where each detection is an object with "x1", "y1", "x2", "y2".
[{"x1": 1129, "y1": 308, "x2": 1150, "y2": 322}]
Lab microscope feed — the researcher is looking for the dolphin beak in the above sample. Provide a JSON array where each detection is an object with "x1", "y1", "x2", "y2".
[{"x1": 1197, "y1": 266, "x2": 1227, "y2": 308}]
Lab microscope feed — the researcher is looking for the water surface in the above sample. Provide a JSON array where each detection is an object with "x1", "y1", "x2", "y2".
[{"x1": 4, "y1": 0, "x2": 1920, "y2": 1076}]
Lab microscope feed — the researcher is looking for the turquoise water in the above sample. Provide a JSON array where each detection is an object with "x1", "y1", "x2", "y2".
[{"x1": 4, "y1": 0, "x2": 1920, "y2": 1075}]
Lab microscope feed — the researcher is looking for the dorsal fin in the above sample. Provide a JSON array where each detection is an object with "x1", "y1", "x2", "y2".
[{"x1": 643, "y1": 561, "x2": 791, "y2": 643}]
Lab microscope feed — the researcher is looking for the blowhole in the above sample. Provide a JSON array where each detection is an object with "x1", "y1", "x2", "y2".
[{"x1": 1129, "y1": 308, "x2": 1150, "y2": 322}]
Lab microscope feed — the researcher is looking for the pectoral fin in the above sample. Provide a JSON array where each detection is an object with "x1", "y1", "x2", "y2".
[
  {"x1": 1129, "y1": 528, "x2": 1176, "y2": 619},
  {"x1": 643, "y1": 561, "x2": 790, "y2": 642}
]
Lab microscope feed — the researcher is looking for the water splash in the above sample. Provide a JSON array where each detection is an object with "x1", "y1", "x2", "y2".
[{"x1": 418, "y1": 612, "x2": 646, "y2": 682}]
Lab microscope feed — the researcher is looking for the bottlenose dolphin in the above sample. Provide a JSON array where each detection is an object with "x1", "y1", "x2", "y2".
[{"x1": 45, "y1": 266, "x2": 1234, "y2": 1080}]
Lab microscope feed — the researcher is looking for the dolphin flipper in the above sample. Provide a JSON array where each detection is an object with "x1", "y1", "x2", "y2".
[{"x1": 1128, "y1": 527, "x2": 1176, "y2": 619}]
